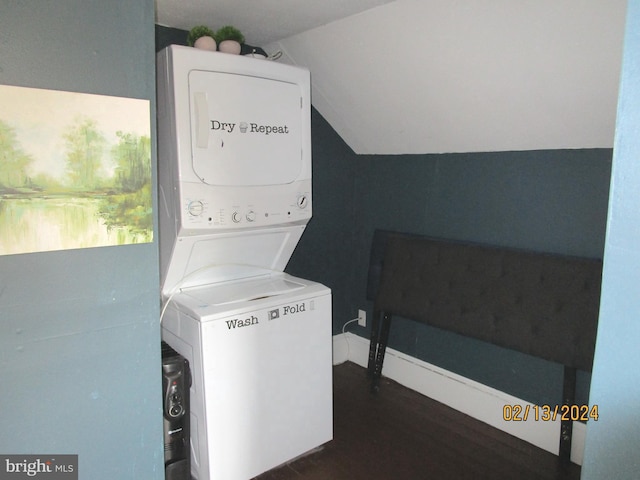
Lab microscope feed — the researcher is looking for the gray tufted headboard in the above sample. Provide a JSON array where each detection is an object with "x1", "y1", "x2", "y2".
[{"x1": 366, "y1": 230, "x2": 602, "y2": 463}]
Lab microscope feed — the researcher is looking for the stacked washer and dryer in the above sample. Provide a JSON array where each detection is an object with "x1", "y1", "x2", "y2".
[{"x1": 156, "y1": 45, "x2": 333, "y2": 480}]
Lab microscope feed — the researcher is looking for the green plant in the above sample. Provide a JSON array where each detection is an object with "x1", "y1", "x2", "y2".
[
  {"x1": 187, "y1": 25, "x2": 216, "y2": 47},
  {"x1": 215, "y1": 25, "x2": 245, "y2": 44}
]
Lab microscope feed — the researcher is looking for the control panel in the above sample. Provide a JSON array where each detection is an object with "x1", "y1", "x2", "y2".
[{"x1": 178, "y1": 181, "x2": 312, "y2": 233}]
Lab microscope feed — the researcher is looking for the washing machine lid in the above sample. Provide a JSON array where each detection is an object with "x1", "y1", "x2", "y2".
[
  {"x1": 184, "y1": 275, "x2": 306, "y2": 307},
  {"x1": 161, "y1": 224, "x2": 306, "y2": 297},
  {"x1": 168, "y1": 273, "x2": 329, "y2": 320}
]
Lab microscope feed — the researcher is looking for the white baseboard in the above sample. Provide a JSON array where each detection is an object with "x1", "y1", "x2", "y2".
[{"x1": 332, "y1": 332, "x2": 586, "y2": 465}]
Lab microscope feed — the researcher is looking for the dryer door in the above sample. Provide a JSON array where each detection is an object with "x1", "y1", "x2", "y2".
[{"x1": 188, "y1": 70, "x2": 304, "y2": 186}]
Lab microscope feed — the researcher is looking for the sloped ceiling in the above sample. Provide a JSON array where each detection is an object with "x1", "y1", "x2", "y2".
[
  {"x1": 155, "y1": 0, "x2": 395, "y2": 46},
  {"x1": 156, "y1": 0, "x2": 628, "y2": 155}
]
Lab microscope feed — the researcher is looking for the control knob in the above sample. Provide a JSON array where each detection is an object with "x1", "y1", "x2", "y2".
[
  {"x1": 187, "y1": 200, "x2": 204, "y2": 216},
  {"x1": 297, "y1": 195, "x2": 309, "y2": 209}
]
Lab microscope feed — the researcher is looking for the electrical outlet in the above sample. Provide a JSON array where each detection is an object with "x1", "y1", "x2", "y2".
[{"x1": 358, "y1": 309, "x2": 366, "y2": 327}]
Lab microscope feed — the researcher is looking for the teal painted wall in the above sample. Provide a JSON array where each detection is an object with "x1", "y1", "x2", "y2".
[
  {"x1": 582, "y1": 1, "x2": 640, "y2": 478},
  {"x1": 0, "y1": 2, "x2": 164, "y2": 479}
]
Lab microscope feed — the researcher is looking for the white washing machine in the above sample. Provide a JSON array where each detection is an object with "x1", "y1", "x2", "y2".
[
  {"x1": 161, "y1": 274, "x2": 332, "y2": 480},
  {"x1": 156, "y1": 45, "x2": 333, "y2": 480}
]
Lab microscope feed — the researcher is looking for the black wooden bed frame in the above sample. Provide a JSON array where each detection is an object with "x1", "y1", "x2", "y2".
[{"x1": 366, "y1": 230, "x2": 602, "y2": 464}]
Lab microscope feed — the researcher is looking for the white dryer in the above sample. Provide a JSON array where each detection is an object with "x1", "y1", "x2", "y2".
[{"x1": 156, "y1": 45, "x2": 333, "y2": 480}]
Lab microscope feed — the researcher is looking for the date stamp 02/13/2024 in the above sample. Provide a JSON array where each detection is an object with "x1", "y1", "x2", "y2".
[{"x1": 503, "y1": 404, "x2": 599, "y2": 422}]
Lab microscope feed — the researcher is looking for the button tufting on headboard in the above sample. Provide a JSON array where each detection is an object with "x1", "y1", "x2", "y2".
[{"x1": 368, "y1": 230, "x2": 602, "y2": 372}]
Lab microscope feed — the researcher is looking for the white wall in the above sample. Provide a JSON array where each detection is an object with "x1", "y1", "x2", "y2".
[{"x1": 267, "y1": 0, "x2": 627, "y2": 154}]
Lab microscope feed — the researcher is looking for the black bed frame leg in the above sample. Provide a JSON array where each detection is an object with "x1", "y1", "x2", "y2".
[
  {"x1": 367, "y1": 309, "x2": 381, "y2": 378},
  {"x1": 368, "y1": 311, "x2": 392, "y2": 393},
  {"x1": 559, "y1": 365, "x2": 577, "y2": 466}
]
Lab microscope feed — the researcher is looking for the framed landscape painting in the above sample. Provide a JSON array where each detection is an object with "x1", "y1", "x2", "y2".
[{"x1": 0, "y1": 84, "x2": 152, "y2": 256}]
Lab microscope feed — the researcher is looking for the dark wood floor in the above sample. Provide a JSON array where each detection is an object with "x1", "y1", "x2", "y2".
[{"x1": 254, "y1": 362, "x2": 581, "y2": 480}]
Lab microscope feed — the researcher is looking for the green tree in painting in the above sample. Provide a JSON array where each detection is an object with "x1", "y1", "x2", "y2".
[
  {"x1": 112, "y1": 131, "x2": 151, "y2": 192},
  {"x1": 0, "y1": 120, "x2": 33, "y2": 191},
  {"x1": 97, "y1": 132, "x2": 152, "y2": 240},
  {"x1": 63, "y1": 117, "x2": 106, "y2": 190}
]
